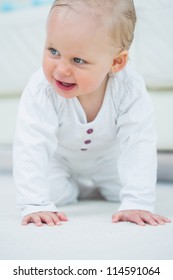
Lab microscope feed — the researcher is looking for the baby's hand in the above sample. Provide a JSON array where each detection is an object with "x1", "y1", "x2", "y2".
[
  {"x1": 22, "y1": 211, "x2": 68, "y2": 226},
  {"x1": 112, "y1": 210, "x2": 171, "y2": 226}
]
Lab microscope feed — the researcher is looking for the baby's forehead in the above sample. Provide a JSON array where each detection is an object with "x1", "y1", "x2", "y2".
[
  {"x1": 48, "y1": 4, "x2": 112, "y2": 42},
  {"x1": 50, "y1": 0, "x2": 115, "y2": 21},
  {"x1": 51, "y1": 0, "x2": 111, "y2": 10},
  {"x1": 49, "y1": 1, "x2": 116, "y2": 34}
]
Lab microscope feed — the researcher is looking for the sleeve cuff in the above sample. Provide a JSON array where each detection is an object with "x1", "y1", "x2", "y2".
[
  {"x1": 117, "y1": 201, "x2": 155, "y2": 213},
  {"x1": 19, "y1": 203, "x2": 59, "y2": 219}
]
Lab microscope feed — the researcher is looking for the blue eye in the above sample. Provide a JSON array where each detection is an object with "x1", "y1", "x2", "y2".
[
  {"x1": 49, "y1": 48, "x2": 60, "y2": 56},
  {"x1": 73, "y1": 57, "x2": 86, "y2": 64}
]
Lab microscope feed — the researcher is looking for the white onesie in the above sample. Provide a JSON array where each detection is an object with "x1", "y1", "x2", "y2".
[{"x1": 13, "y1": 65, "x2": 157, "y2": 218}]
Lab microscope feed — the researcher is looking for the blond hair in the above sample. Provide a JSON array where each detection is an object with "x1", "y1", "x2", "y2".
[{"x1": 50, "y1": 0, "x2": 136, "y2": 51}]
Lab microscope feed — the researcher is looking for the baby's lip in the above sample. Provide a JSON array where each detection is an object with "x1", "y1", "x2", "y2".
[
  {"x1": 56, "y1": 78, "x2": 76, "y2": 85},
  {"x1": 59, "y1": 81, "x2": 76, "y2": 86},
  {"x1": 55, "y1": 80, "x2": 76, "y2": 91}
]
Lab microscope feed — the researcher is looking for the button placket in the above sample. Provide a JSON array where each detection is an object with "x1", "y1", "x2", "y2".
[
  {"x1": 81, "y1": 128, "x2": 94, "y2": 151},
  {"x1": 84, "y1": 128, "x2": 93, "y2": 145}
]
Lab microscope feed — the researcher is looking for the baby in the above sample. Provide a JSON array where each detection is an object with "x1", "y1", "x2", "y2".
[{"x1": 13, "y1": 0, "x2": 171, "y2": 226}]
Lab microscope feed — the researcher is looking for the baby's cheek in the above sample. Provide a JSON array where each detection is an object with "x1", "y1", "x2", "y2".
[
  {"x1": 83, "y1": 77, "x2": 101, "y2": 91},
  {"x1": 42, "y1": 64, "x2": 52, "y2": 84}
]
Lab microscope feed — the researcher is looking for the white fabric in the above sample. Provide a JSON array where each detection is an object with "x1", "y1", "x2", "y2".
[{"x1": 13, "y1": 65, "x2": 157, "y2": 218}]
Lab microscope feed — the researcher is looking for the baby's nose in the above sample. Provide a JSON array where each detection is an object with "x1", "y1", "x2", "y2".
[{"x1": 56, "y1": 59, "x2": 71, "y2": 77}]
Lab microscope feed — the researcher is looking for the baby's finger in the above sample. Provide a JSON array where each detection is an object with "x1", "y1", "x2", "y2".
[
  {"x1": 156, "y1": 216, "x2": 171, "y2": 223},
  {"x1": 152, "y1": 215, "x2": 171, "y2": 225},
  {"x1": 56, "y1": 212, "x2": 68, "y2": 222},
  {"x1": 22, "y1": 215, "x2": 31, "y2": 225},
  {"x1": 22, "y1": 214, "x2": 42, "y2": 226},
  {"x1": 163, "y1": 217, "x2": 171, "y2": 223},
  {"x1": 30, "y1": 214, "x2": 43, "y2": 226},
  {"x1": 112, "y1": 212, "x2": 123, "y2": 223},
  {"x1": 131, "y1": 215, "x2": 146, "y2": 226},
  {"x1": 47, "y1": 212, "x2": 62, "y2": 225},
  {"x1": 140, "y1": 213, "x2": 158, "y2": 226},
  {"x1": 39, "y1": 213, "x2": 57, "y2": 226}
]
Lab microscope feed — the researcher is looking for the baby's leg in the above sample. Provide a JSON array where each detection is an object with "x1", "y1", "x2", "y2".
[
  {"x1": 48, "y1": 156, "x2": 79, "y2": 206},
  {"x1": 92, "y1": 154, "x2": 121, "y2": 202}
]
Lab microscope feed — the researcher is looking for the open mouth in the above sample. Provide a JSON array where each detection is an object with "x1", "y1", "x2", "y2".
[{"x1": 55, "y1": 80, "x2": 76, "y2": 91}]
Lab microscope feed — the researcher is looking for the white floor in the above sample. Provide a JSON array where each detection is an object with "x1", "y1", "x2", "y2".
[{"x1": 0, "y1": 172, "x2": 173, "y2": 260}]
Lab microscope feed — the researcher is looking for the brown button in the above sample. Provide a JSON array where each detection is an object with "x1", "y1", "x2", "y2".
[
  {"x1": 87, "y1": 128, "x2": 94, "y2": 134},
  {"x1": 84, "y1": 140, "x2": 91, "y2": 144},
  {"x1": 81, "y1": 149, "x2": 88, "y2": 151}
]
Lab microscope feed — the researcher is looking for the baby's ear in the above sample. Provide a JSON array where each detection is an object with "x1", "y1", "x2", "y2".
[{"x1": 111, "y1": 50, "x2": 128, "y2": 73}]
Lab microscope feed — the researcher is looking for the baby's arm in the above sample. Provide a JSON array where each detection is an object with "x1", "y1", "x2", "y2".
[
  {"x1": 114, "y1": 73, "x2": 171, "y2": 224},
  {"x1": 22, "y1": 211, "x2": 68, "y2": 226},
  {"x1": 112, "y1": 210, "x2": 171, "y2": 226},
  {"x1": 13, "y1": 70, "x2": 61, "y2": 219}
]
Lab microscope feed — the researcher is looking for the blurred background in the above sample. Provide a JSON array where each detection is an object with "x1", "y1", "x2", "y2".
[{"x1": 0, "y1": 0, "x2": 173, "y2": 182}]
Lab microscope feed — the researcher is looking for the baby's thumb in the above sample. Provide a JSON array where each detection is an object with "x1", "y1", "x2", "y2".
[{"x1": 112, "y1": 212, "x2": 123, "y2": 223}]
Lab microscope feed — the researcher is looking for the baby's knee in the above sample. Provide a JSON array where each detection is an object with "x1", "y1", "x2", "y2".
[{"x1": 50, "y1": 179, "x2": 79, "y2": 206}]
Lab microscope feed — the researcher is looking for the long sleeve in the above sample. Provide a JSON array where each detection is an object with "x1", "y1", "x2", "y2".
[
  {"x1": 13, "y1": 71, "x2": 60, "y2": 218},
  {"x1": 115, "y1": 71, "x2": 157, "y2": 212}
]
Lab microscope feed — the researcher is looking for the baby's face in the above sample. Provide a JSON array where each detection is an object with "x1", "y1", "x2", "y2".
[{"x1": 42, "y1": 5, "x2": 117, "y2": 100}]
